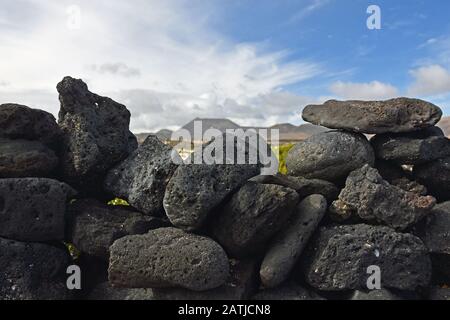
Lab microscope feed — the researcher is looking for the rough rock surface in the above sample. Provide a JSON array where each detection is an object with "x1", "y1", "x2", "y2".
[
  {"x1": 286, "y1": 131, "x2": 375, "y2": 182},
  {"x1": 0, "y1": 103, "x2": 62, "y2": 147},
  {"x1": 350, "y1": 289, "x2": 402, "y2": 300},
  {"x1": 164, "y1": 134, "x2": 261, "y2": 231},
  {"x1": 88, "y1": 282, "x2": 154, "y2": 300},
  {"x1": 301, "y1": 224, "x2": 431, "y2": 291},
  {"x1": 302, "y1": 98, "x2": 442, "y2": 134},
  {"x1": 151, "y1": 259, "x2": 259, "y2": 300},
  {"x1": 260, "y1": 195, "x2": 327, "y2": 288},
  {"x1": 428, "y1": 287, "x2": 450, "y2": 300},
  {"x1": 371, "y1": 127, "x2": 450, "y2": 165},
  {"x1": 414, "y1": 157, "x2": 450, "y2": 201},
  {"x1": 0, "y1": 178, "x2": 76, "y2": 242},
  {"x1": 334, "y1": 165, "x2": 435, "y2": 230},
  {"x1": 57, "y1": 76, "x2": 137, "y2": 189},
  {"x1": 68, "y1": 199, "x2": 170, "y2": 259},
  {"x1": 104, "y1": 135, "x2": 180, "y2": 216},
  {"x1": 212, "y1": 182, "x2": 299, "y2": 257},
  {"x1": 109, "y1": 227, "x2": 230, "y2": 291},
  {"x1": 0, "y1": 237, "x2": 71, "y2": 300},
  {"x1": 0, "y1": 138, "x2": 59, "y2": 178},
  {"x1": 249, "y1": 174, "x2": 338, "y2": 202},
  {"x1": 252, "y1": 283, "x2": 324, "y2": 300}
]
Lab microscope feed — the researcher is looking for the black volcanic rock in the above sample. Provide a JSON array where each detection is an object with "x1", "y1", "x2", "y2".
[
  {"x1": 104, "y1": 135, "x2": 180, "y2": 216},
  {"x1": 88, "y1": 282, "x2": 154, "y2": 300},
  {"x1": 249, "y1": 174, "x2": 338, "y2": 203},
  {"x1": 414, "y1": 157, "x2": 450, "y2": 201},
  {"x1": 286, "y1": 131, "x2": 375, "y2": 183},
  {"x1": 371, "y1": 127, "x2": 450, "y2": 165},
  {"x1": 0, "y1": 138, "x2": 58, "y2": 178},
  {"x1": 0, "y1": 178, "x2": 76, "y2": 242},
  {"x1": 163, "y1": 133, "x2": 261, "y2": 231},
  {"x1": 350, "y1": 289, "x2": 402, "y2": 300},
  {"x1": 212, "y1": 182, "x2": 299, "y2": 257},
  {"x1": 0, "y1": 103, "x2": 62, "y2": 147},
  {"x1": 109, "y1": 227, "x2": 230, "y2": 291},
  {"x1": 302, "y1": 98, "x2": 442, "y2": 134},
  {"x1": 57, "y1": 76, "x2": 137, "y2": 190},
  {"x1": 252, "y1": 283, "x2": 325, "y2": 300},
  {"x1": 333, "y1": 165, "x2": 435, "y2": 230},
  {"x1": 301, "y1": 224, "x2": 431, "y2": 291},
  {"x1": 260, "y1": 194, "x2": 327, "y2": 288},
  {"x1": 68, "y1": 199, "x2": 169, "y2": 259},
  {"x1": 151, "y1": 259, "x2": 259, "y2": 300},
  {"x1": 0, "y1": 237, "x2": 71, "y2": 300}
]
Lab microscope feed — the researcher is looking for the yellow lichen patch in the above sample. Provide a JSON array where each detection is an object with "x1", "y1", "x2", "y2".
[
  {"x1": 271, "y1": 143, "x2": 295, "y2": 175},
  {"x1": 64, "y1": 242, "x2": 81, "y2": 260},
  {"x1": 107, "y1": 197, "x2": 130, "y2": 206}
]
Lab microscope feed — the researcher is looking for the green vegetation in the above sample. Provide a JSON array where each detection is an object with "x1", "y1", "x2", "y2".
[
  {"x1": 107, "y1": 198, "x2": 130, "y2": 206},
  {"x1": 272, "y1": 143, "x2": 295, "y2": 175}
]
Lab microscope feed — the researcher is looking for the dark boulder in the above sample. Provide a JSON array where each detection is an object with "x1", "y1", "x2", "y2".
[
  {"x1": 371, "y1": 127, "x2": 450, "y2": 165},
  {"x1": 163, "y1": 133, "x2": 261, "y2": 231},
  {"x1": 260, "y1": 195, "x2": 327, "y2": 288},
  {"x1": 414, "y1": 157, "x2": 450, "y2": 201},
  {"x1": 0, "y1": 178, "x2": 76, "y2": 242},
  {"x1": 249, "y1": 174, "x2": 338, "y2": 203},
  {"x1": 302, "y1": 98, "x2": 442, "y2": 134},
  {"x1": 57, "y1": 76, "x2": 137, "y2": 190},
  {"x1": 88, "y1": 282, "x2": 154, "y2": 300},
  {"x1": 212, "y1": 182, "x2": 299, "y2": 257},
  {"x1": 104, "y1": 135, "x2": 180, "y2": 216},
  {"x1": 0, "y1": 138, "x2": 58, "y2": 178},
  {"x1": 68, "y1": 199, "x2": 170, "y2": 259},
  {"x1": 252, "y1": 283, "x2": 325, "y2": 300},
  {"x1": 350, "y1": 289, "x2": 402, "y2": 300},
  {"x1": 333, "y1": 165, "x2": 435, "y2": 230},
  {"x1": 286, "y1": 131, "x2": 375, "y2": 183},
  {"x1": 0, "y1": 103, "x2": 62, "y2": 147},
  {"x1": 0, "y1": 237, "x2": 71, "y2": 300},
  {"x1": 301, "y1": 224, "x2": 431, "y2": 291},
  {"x1": 109, "y1": 227, "x2": 230, "y2": 291}
]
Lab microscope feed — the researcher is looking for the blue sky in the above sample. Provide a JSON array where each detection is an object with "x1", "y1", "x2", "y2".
[{"x1": 1, "y1": 0, "x2": 450, "y2": 132}]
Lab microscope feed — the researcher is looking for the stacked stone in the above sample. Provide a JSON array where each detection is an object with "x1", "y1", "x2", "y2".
[{"x1": 1, "y1": 77, "x2": 449, "y2": 300}]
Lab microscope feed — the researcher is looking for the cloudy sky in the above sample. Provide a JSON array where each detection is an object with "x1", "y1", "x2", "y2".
[{"x1": 1, "y1": 0, "x2": 450, "y2": 132}]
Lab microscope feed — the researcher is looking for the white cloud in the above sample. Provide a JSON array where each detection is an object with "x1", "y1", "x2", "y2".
[
  {"x1": 407, "y1": 65, "x2": 450, "y2": 96},
  {"x1": 0, "y1": 0, "x2": 322, "y2": 132},
  {"x1": 329, "y1": 81, "x2": 399, "y2": 100},
  {"x1": 289, "y1": 0, "x2": 331, "y2": 22}
]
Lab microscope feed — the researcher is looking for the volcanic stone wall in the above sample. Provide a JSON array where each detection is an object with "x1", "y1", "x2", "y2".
[{"x1": 0, "y1": 77, "x2": 449, "y2": 300}]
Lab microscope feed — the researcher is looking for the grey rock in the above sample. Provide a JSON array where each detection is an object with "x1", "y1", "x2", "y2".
[
  {"x1": 249, "y1": 174, "x2": 338, "y2": 202},
  {"x1": 350, "y1": 289, "x2": 402, "y2": 300},
  {"x1": 88, "y1": 282, "x2": 154, "y2": 300},
  {"x1": 104, "y1": 135, "x2": 180, "y2": 216},
  {"x1": 371, "y1": 127, "x2": 450, "y2": 165},
  {"x1": 212, "y1": 182, "x2": 299, "y2": 257},
  {"x1": 0, "y1": 178, "x2": 76, "y2": 242},
  {"x1": 301, "y1": 224, "x2": 431, "y2": 291},
  {"x1": 0, "y1": 103, "x2": 62, "y2": 147},
  {"x1": 302, "y1": 98, "x2": 442, "y2": 134},
  {"x1": 334, "y1": 165, "x2": 435, "y2": 230},
  {"x1": 0, "y1": 237, "x2": 71, "y2": 300},
  {"x1": 68, "y1": 199, "x2": 170, "y2": 259},
  {"x1": 163, "y1": 133, "x2": 261, "y2": 231},
  {"x1": 260, "y1": 195, "x2": 327, "y2": 288},
  {"x1": 420, "y1": 201, "x2": 450, "y2": 255},
  {"x1": 109, "y1": 227, "x2": 230, "y2": 291},
  {"x1": 0, "y1": 138, "x2": 58, "y2": 178},
  {"x1": 286, "y1": 131, "x2": 375, "y2": 183},
  {"x1": 57, "y1": 76, "x2": 137, "y2": 189},
  {"x1": 252, "y1": 283, "x2": 325, "y2": 300},
  {"x1": 414, "y1": 157, "x2": 450, "y2": 201},
  {"x1": 152, "y1": 259, "x2": 259, "y2": 300},
  {"x1": 428, "y1": 286, "x2": 450, "y2": 300}
]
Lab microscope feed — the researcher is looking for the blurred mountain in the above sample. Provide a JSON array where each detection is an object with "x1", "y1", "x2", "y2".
[{"x1": 438, "y1": 116, "x2": 450, "y2": 137}]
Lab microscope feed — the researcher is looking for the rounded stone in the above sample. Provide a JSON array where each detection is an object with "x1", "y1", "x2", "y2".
[{"x1": 286, "y1": 131, "x2": 375, "y2": 182}]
